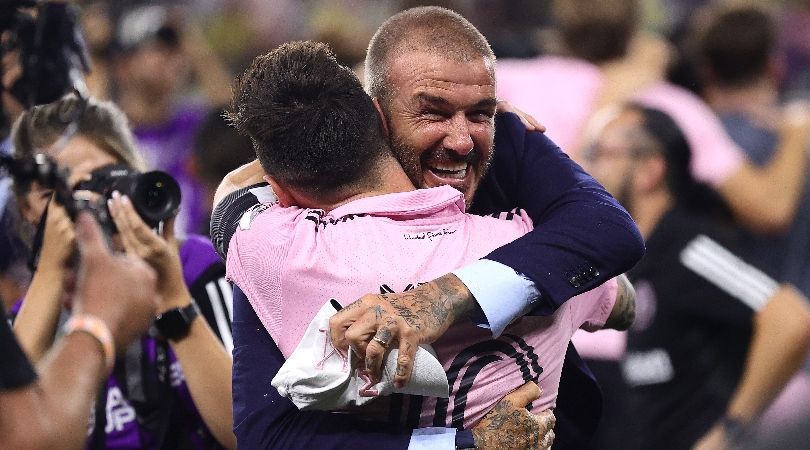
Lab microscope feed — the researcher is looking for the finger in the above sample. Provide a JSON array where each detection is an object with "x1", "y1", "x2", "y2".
[
  {"x1": 517, "y1": 108, "x2": 545, "y2": 133},
  {"x1": 163, "y1": 215, "x2": 177, "y2": 244},
  {"x1": 534, "y1": 409, "x2": 556, "y2": 431},
  {"x1": 119, "y1": 194, "x2": 159, "y2": 243},
  {"x1": 539, "y1": 429, "x2": 554, "y2": 450},
  {"x1": 504, "y1": 380, "x2": 541, "y2": 407},
  {"x1": 340, "y1": 299, "x2": 387, "y2": 354},
  {"x1": 109, "y1": 196, "x2": 140, "y2": 254},
  {"x1": 328, "y1": 313, "x2": 353, "y2": 351},
  {"x1": 393, "y1": 337, "x2": 417, "y2": 389},
  {"x1": 364, "y1": 329, "x2": 390, "y2": 383},
  {"x1": 329, "y1": 298, "x2": 369, "y2": 350},
  {"x1": 75, "y1": 211, "x2": 109, "y2": 261},
  {"x1": 344, "y1": 311, "x2": 386, "y2": 360}
]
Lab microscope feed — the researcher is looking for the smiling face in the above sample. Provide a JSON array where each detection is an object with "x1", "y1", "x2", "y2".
[{"x1": 380, "y1": 51, "x2": 496, "y2": 206}]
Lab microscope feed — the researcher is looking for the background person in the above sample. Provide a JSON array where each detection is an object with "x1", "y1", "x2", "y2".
[
  {"x1": 496, "y1": 0, "x2": 810, "y2": 234},
  {"x1": 0, "y1": 211, "x2": 159, "y2": 450},
  {"x1": 10, "y1": 94, "x2": 235, "y2": 449},
  {"x1": 586, "y1": 103, "x2": 810, "y2": 450}
]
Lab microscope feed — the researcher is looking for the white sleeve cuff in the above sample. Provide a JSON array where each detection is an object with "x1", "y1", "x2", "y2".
[
  {"x1": 408, "y1": 427, "x2": 457, "y2": 450},
  {"x1": 453, "y1": 259, "x2": 540, "y2": 337}
]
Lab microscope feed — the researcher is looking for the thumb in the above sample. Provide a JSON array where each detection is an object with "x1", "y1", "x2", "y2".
[
  {"x1": 503, "y1": 381, "x2": 541, "y2": 407},
  {"x1": 75, "y1": 211, "x2": 109, "y2": 261}
]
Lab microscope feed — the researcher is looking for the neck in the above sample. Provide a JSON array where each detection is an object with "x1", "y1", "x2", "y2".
[
  {"x1": 308, "y1": 157, "x2": 416, "y2": 212},
  {"x1": 704, "y1": 77, "x2": 778, "y2": 116},
  {"x1": 630, "y1": 189, "x2": 672, "y2": 240}
]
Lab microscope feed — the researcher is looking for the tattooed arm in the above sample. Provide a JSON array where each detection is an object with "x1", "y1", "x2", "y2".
[
  {"x1": 329, "y1": 273, "x2": 473, "y2": 386},
  {"x1": 603, "y1": 275, "x2": 636, "y2": 331}
]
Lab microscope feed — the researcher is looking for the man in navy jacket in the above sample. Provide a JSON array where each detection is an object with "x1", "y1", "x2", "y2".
[{"x1": 212, "y1": 7, "x2": 644, "y2": 448}]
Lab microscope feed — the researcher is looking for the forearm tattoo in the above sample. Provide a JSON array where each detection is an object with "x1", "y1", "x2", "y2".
[{"x1": 383, "y1": 274, "x2": 474, "y2": 333}]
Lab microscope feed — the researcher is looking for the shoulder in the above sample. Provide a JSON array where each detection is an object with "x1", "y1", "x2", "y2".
[
  {"x1": 210, "y1": 182, "x2": 275, "y2": 261},
  {"x1": 494, "y1": 112, "x2": 561, "y2": 154}
]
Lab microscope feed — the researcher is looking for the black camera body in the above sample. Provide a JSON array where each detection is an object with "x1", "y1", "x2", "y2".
[
  {"x1": 75, "y1": 164, "x2": 182, "y2": 231},
  {"x1": 1, "y1": 154, "x2": 181, "y2": 269}
]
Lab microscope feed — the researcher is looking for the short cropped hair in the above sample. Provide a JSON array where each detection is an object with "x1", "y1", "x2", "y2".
[
  {"x1": 698, "y1": 5, "x2": 775, "y2": 88},
  {"x1": 12, "y1": 93, "x2": 146, "y2": 171},
  {"x1": 553, "y1": 0, "x2": 638, "y2": 63},
  {"x1": 365, "y1": 6, "x2": 495, "y2": 108},
  {"x1": 228, "y1": 41, "x2": 388, "y2": 199}
]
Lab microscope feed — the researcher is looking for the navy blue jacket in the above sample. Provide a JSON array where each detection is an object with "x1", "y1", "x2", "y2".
[{"x1": 229, "y1": 112, "x2": 644, "y2": 448}]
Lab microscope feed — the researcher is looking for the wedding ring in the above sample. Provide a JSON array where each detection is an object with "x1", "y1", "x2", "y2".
[{"x1": 372, "y1": 335, "x2": 390, "y2": 348}]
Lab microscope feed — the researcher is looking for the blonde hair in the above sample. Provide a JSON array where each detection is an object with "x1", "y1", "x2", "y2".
[{"x1": 12, "y1": 93, "x2": 146, "y2": 171}]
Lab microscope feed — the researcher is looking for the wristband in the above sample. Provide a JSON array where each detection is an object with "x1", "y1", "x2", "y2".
[{"x1": 63, "y1": 314, "x2": 115, "y2": 374}]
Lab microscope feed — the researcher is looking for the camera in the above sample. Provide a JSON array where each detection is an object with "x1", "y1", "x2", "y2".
[
  {"x1": 74, "y1": 164, "x2": 182, "y2": 231},
  {"x1": 1, "y1": 1, "x2": 90, "y2": 109},
  {"x1": 1, "y1": 154, "x2": 181, "y2": 269}
]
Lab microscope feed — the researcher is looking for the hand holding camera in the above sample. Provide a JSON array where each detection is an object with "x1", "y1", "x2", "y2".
[
  {"x1": 108, "y1": 190, "x2": 190, "y2": 311},
  {"x1": 71, "y1": 211, "x2": 159, "y2": 351}
]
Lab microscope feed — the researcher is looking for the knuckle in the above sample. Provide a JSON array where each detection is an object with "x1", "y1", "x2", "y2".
[{"x1": 344, "y1": 327, "x2": 361, "y2": 342}]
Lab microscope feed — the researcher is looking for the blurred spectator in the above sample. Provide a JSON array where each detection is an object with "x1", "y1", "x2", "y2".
[
  {"x1": 697, "y1": 4, "x2": 810, "y2": 295},
  {"x1": 696, "y1": 5, "x2": 810, "y2": 442},
  {"x1": 79, "y1": 1, "x2": 116, "y2": 100},
  {"x1": 111, "y1": 4, "x2": 232, "y2": 235},
  {"x1": 10, "y1": 94, "x2": 235, "y2": 449},
  {"x1": 585, "y1": 103, "x2": 810, "y2": 450},
  {"x1": 190, "y1": 108, "x2": 253, "y2": 235},
  {"x1": 497, "y1": 0, "x2": 810, "y2": 234},
  {"x1": 779, "y1": 0, "x2": 810, "y2": 99}
]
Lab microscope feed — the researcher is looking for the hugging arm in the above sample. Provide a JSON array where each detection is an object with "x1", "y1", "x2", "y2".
[
  {"x1": 465, "y1": 112, "x2": 644, "y2": 320},
  {"x1": 331, "y1": 113, "x2": 644, "y2": 387},
  {"x1": 232, "y1": 285, "x2": 552, "y2": 449}
]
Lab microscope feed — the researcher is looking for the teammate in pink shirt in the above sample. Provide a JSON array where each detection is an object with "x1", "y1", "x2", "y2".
[
  {"x1": 496, "y1": 0, "x2": 809, "y2": 234},
  {"x1": 225, "y1": 41, "x2": 635, "y2": 446}
]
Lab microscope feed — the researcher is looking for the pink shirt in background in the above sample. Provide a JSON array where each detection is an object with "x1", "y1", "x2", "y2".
[
  {"x1": 497, "y1": 56, "x2": 744, "y2": 187},
  {"x1": 227, "y1": 186, "x2": 617, "y2": 428}
]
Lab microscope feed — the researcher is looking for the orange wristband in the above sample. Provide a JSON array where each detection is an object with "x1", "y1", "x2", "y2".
[{"x1": 63, "y1": 315, "x2": 115, "y2": 374}]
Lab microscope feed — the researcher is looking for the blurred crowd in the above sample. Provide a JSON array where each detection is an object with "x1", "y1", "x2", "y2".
[{"x1": 2, "y1": 0, "x2": 810, "y2": 449}]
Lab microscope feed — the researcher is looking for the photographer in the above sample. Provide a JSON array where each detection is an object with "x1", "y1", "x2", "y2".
[
  {"x1": 1, "y1": 211, "x2": 159, "y2": 450},
  {"x1": 10, "y1": 94, "x2": 235, "y2": 449}
]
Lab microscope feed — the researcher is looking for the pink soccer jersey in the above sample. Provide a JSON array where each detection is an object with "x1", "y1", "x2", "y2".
[{"x1": 227, "y1": 185, "x2": 617, "y2": 428}]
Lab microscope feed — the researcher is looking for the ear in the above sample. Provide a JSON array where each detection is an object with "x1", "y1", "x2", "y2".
[
  {"x1": 263, "y1": 175, "x2": 297, "y2": 207},
  {"x1": 372, "y1": 97, "x2": 390, "y2": 137}
]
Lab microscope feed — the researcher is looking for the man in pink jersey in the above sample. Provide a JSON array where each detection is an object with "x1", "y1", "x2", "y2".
[{"x1": 226, "y1": 40, "x2": 635, "y2": 450}]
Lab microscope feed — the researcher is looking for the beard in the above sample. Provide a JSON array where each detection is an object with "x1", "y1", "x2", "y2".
[
  {"x1": 388, "y1": 133, "x2": 494, "y2": 203},
  {"x1": 389, "y1": 134, "x2": 425, "y2": 191}
]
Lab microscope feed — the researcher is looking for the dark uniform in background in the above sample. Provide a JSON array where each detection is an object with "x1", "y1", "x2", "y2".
[{"x1": 623, "y1": 208, "x2": 762, "y2": 450}]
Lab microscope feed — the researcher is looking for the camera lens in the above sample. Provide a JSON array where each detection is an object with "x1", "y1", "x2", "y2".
[{"x1": 130, "y1": 171, "x2": 181, "y2": 226}]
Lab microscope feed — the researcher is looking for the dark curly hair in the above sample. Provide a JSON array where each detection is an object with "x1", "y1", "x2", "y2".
[{"x1": 228, "y1": 41, "x2": 389, "y2": 201}]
